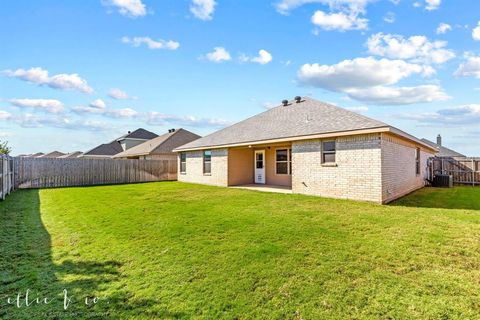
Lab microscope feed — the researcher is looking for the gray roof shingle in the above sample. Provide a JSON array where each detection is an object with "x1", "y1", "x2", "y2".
[
  {"x1": 83, "y1": 141, "x2": 124, "y2": 156},
  {"x1": 420, "y1": 139, "x2": 465, "y2": 157},
  {"x1": 176, "y1": 97, "x2": 389, "y2": 150},
  {"x1": 120, "y1": 128, "x2": 158, "y2": 140},
  {"x1": 113, "y1": 129, "x2": 201, "y2": 158}
]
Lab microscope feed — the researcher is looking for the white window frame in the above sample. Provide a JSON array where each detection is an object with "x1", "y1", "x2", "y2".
[{"x1": 180, "y1": 152, "x2": 187, "y2": 174}]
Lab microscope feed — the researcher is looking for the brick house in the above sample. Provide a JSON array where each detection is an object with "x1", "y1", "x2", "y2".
[{"x1": 174, "y1": 97, "x2": 437, "y2": 203}]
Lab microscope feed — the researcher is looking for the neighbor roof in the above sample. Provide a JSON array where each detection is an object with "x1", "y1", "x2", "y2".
[
  {"x1": 113, "y1": 129, "x2": 201, "y2": 158},
  {"x1": 420, "y1": 139, "x2": 465, "y2": 158},
  {"x1": 58, "y1": 151, "x2": 83, "y2": 158},
  {"x1": 175, "y1": 97, "x2": 432, "y2": 151},
  {"x1": 39, "y1": 151, "x2": 66, "y2": 158},
  {"x1": 118, "y1": 128, "x2": 158, "y2": 140},
  {"x1": 83, "y1": 141, "x2": 124, "y2": 156}
]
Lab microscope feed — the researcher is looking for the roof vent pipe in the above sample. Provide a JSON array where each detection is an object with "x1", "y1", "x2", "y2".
[
  {"x1": 282, "y1": 99, "x2": 289, "y2": 106},
  {"x1": 294, "y1": 96, "x2": 302, "y2": 103}
]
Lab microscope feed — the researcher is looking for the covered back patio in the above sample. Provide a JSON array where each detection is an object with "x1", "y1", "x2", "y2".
[{"x1": 227, "y1": 142, "x2": 292, "y2": 190}]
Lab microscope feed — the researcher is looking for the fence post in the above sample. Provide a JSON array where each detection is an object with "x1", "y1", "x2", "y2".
[
  {"x1": 472, "y1": 158, "x2": 475, "y2": 187},
  {"x1": 1, "y1": 155, "x2": 5, "y2": 200}
]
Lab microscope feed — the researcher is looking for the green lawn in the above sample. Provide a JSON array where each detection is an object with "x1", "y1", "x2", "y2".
[{"x1": 1, "y1": 182, "x2": 480, "y2": 319}]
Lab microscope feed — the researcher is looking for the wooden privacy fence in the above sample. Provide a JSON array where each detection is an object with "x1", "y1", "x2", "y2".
[
  {"x1": 429, "y1": 157, "x2": 480, "y2": 186},
  {"x1": 14, "y1": 157, "x2": 177, "y2": 189},
  {"x1": 0, "y1": 155, "x2": 14, "y2": 200}
]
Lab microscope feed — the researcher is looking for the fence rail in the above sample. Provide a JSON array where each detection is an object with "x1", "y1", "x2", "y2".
[
  {"x1": 14, "y1": 157, "x2": 177, "y2": 189},
  {"x1": 429, "y1": 157, "x2": 480, "y2": 186},
  {"x1": 0, "y1": 155, "x2": 14, "y2": 200}
]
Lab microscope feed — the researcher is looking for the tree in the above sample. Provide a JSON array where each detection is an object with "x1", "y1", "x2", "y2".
[{"x1": 0, "y1": 140, "x2": 11, "y2": 155}]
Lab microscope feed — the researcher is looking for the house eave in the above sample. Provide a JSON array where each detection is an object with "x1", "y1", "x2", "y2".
[
  {"x1": 174, "y1": 126, "x2": 438, "y2": 153},
  {"x1": 174, "y1": 127, "x2": 391, "y2": 152}
]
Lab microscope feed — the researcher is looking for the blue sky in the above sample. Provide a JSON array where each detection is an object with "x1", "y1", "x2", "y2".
[{"x1": 1, "y1": 0, "x2": 479, "y2": 156}]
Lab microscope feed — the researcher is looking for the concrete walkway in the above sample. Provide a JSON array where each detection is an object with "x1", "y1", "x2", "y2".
[{"x1": 231, "y1": 184, "x2": 292, "y2": 194}]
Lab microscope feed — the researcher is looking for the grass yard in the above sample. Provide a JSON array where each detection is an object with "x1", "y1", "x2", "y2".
[{"x1": 1, "y1": 182, "x2": 480, "y2": 319}]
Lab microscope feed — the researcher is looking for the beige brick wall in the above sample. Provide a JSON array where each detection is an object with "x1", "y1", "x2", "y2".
[
  {"x1": 177, "y1": 149, "x2": 228, "y2": 186},
  {"x1": 381, "y1": 133, "x2": 433, "y2": 203},
  {"x1": 176, "y1": 133, "x2": 434, "y2": 203},
  {"x1": 291, "y1": 134, "x2": 383, "y2": 202}
]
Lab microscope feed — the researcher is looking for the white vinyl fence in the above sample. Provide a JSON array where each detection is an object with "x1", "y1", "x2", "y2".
[{"x1": 0, "y1": 155, "x2": 14, "y2": 200}]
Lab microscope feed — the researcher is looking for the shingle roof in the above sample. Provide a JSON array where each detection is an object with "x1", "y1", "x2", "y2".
[
  {"x1": 420, "y1": 139, "x2": 465, "y2": 157},
  {"x1": 83, "y1": 141, "x2": 124, "y2": 156},
  {"x1": 113, "y1": 129, "x2": 201, "y2": 158},
  {"x1": 176, "y1": 97, "x2": 389, "y2": 150},
  {"x1": 30, "y1": 152, "x2": 45, "y2": 158},
  {"x1": 58, "y1": 151, "x2": 83, "y2": 158},
  {"x1": 39, "y1": 151, "x2": 66, "y2": 158},
  {"x1": 120, "y1": 128, "x2": 158, "y2": 140}
]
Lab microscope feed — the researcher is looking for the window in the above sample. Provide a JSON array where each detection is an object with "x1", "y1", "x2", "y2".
[
  {"x1": 415, "y1": 148, "x2": 420, "y2": 175},
  {"x1": 180, "y1": 152, "x2": 186, "y2": 174},
  {"x1": 276, "y1": 148, "x2": 292, "y2": 175},
  {"x1": 203, "y1": 150, "x2": 212, "y2": 174},
  {"x1": 256, "y1": 152, "x2": 264, "y2": 169},
  {"x1": 322, "y1": 141, "x2": 336, "y2": 163}
]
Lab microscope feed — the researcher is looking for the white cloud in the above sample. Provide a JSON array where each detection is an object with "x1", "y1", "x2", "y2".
[
  {"x1": 3, "y1": 67, "x2": 94, "y2": 94},
  {"x1": 473, "y1": 22, "x2": 480, "y2": 41},
  {"x1": 16, "y1": 113, "x2": 110, "y2": 131},
  {"x1": 190, "y1": 0, "x2": 216, "y2": 20},
  {"x1": 108, "y1": 88, "x2": 136, "y2": 100},
  {"x1": 204, "y1": 47, "x2": 231, "y2": 63},
  {"x1": 298, "y1": 57, "x2": 448, "y2": 105},
  {"x1": 436, "y1": 23, "x2": 452, "y2": 34},
  {"x1": 71, "y1": 105, "x2": 138, "y2": 118},
  {"x1": 104, "y1": 108, "x2": 139, "y2": 118},
  {"x1": 347, "y1": 85, "x2": 450, "y2": 105},
  {"x1": 146, "y1": 112, "x2": 230, "y2": 127},
  {"x1": 121, "y1": 36, "x2": 180, "y2": 50},
  {"x1": 425, "y1": 0, "x2": 441, "y2": 11},
  {"x1": 102, "y1": 0, "x2": 147, "y2": 18},
  {"x1": 311, "y1": 10, "x2": 367, "y2": 31},
  {"x1": 345, "y1": 106, "x2": 368, "y2": 113},
  {"x1": 399, "y1": 104, "x2": 480, "y2": 125},
  {"x1": 274, "y1": 0, "x2": 373, "y2": 15},
  {"x1": 298, "y1": 57, "x2": 432, "y2": 91},
  {"x1": 0, "y1": 110, "x2": 12, "y2": 120},
  {"x1": 89, "y1": 99, "x2": 106, "y2": 109},
  {"x1": 383, "y1": 12, "x2": 395, "y2": 24},
  {"x1": 240, "y1": 50, "x2": 273, "y2": 65},
  {"x1": 71, "y1": 106, "x2": 104, "y2": 114},
  {"x1": 275, "y1": 1, "x2": 371, "y2": 30},
  {"x1": 366, "y1": 33, "x2": 455, "y2": 64},
  {"x1": 454, "y1": 54, "x2": 480, "y2": 78},
  {"x1": 9, "y1": 99, "x2": 64, "y2": 114}
]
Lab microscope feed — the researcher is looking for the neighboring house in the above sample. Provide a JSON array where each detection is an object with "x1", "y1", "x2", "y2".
[
  {"x1": 39, "y1": 151, "x2": 66, "y2": 158},
  {"x1": 25, "y1": 152, "x2": 45, "y2": 158},
  {"x1": 113, "y1": 128, "x2": 201, "y2": 160},
  {"x1": 58, "y1": 151, "x2": 83, "y2": 159},
  {"x1": 82, "y1": 128, "x2": 158, "y2": 158},
  {"x1": 421, "y1": 135, "x2": 466, "y2": 158},
  {"x1": 174, "y1": 97, "x2": 437, "y2": 204},
  {"x1": 117, "y1": 128, "x2": 158, "y2": 151},
  {"x1": 81, "y1": 140, "x2": 124, "y2": 159}
]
